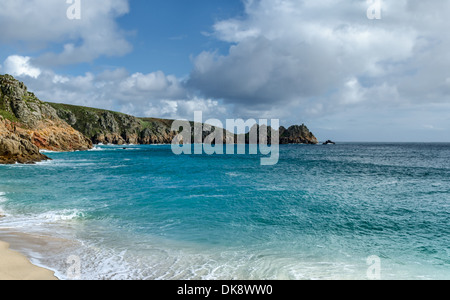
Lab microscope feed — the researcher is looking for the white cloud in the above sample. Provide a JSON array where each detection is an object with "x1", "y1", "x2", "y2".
[
  {"x1": 0, "y1": 0, "x2": 132, "y2": 66},
  {"x1": 119, "y1": 72, "x2": 185, "y2": 100},
  {"x1": 339, "y1": 78, "x2": 366, "y2": 105},
  {"x1": 3, "y1": 55, "x2": 42, "y2": 78},
  {"x1": 188, "y1": 0, "x2": 450, "y2": 123},
  {"x1": 5, "y1": 60, "x2": 231, "y2": 122},
  {"x1": 139, "y1": 97, "x2": 226, "y2": 120},
  {"x1": 2, "y1": 0, "x2": 450, "y2": 141}
]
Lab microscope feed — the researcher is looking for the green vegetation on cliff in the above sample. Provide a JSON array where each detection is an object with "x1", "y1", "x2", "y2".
[
  {"x1": 0, "y1": 74, "x2": 67, "y2": 128},
  {"x1": 1, "y1": 73, "x2": 319, "y2": 165},
  {"x1": 47, "y1": 102, "x2": 135, "y2": 139},
  {"x1": 48, "y1": 102, "x2": 319, "y2": 146},
  {"x1": 0, "y1": 74, "x2": 92, "y2": 164},
  {"x1": 47, "y1": 102, "x2": 179, "y2": 145}
]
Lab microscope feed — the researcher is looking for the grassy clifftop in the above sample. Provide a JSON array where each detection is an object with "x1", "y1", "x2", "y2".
[
  {"x1": 2, "y1": 73, "x2": 318, "y2": 150},
  {"x1": 1, "y1": 73, "x2": 319, "y2": 164},
  {"x1": 48, "y1": 102, "x2": 319, "y2": 145},
  {"x1": 47, "y1": 102, "x2": 179, "y2": 145}
]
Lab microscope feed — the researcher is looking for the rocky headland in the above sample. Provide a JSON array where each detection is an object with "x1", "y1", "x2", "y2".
[
  {"x1": 0, "y1": 74, "x2": 319, "y2": 164},
  {"x1": 50, "y1": 103, "x2": 319, "y2": 146},
  {"x1": 0, "y1": 74, "x2": 92, "y2": 164}
]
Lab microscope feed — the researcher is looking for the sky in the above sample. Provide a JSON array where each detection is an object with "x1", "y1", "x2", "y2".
[{"x1": 0, "y1": 0, "x2": 450, "y2": 142}]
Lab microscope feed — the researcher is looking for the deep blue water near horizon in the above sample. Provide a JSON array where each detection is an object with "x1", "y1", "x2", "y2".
[{"x1": 0, "y1": 143, "x2": 449, "y2": 279}]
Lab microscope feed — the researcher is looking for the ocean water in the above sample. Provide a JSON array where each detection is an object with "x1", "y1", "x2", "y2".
[{"x1": 0, "y1": 143, "x2": 449, "y2": 280}]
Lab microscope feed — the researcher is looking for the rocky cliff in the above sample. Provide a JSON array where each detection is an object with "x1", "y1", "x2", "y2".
[
  {"x1": 1, "y1": 74, "x2": 319, "y2": 164},
  {"x1": 47, "y1": 103, "x2": 180, "y2": 145},
  {"x1": 49, "y1": 103, "x2": 238, "y2": 145},
  {"x1": 0, "y1": 74, "x2": 92, "y2": 164},
  {"x1": 0, "y1": 115, "x2": 48, "y2": 164},
  {"x1": 239, "y1": 123, "x2": 318, "y2": 145},
  {"x1": 50, "y1": 103, "x2": 319, "y2": 146},
  {"x1": 279, "y1": 125, "x2": 318, "y2": 144}
]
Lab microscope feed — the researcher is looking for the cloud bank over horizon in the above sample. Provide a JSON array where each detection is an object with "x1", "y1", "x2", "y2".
[{"x1": 1, "y1": 0, "x2": 450, "y2": 141}]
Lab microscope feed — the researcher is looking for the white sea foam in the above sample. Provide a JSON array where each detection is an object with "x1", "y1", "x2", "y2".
[
  {"x1": 0, "y1": 209, "x2": 86, "y2": 232},
  {"x1": 89, "y1": 146, "x2": 107, "y2": 151},
  {"x1": 89, "y1": 145, "x2": 140, "y2": 151},
  {"x1": 35, "y1": 209, "x2": 86, "y2": 222},
  {"x1": 39, "y1": 150, "x2": 59, "y2": 153},
  {"x1": 34, "y1": 159, "x2": 96, "y2": 168},
  {"x1": 34, "y1": 159, "x2": 57, "y2": 166},
  {"x1": 0, "y1": 192, "x2": 6, "y2": 202},
  {"x1": 0, "y1": 192, "x2": 7, "y2": 215},
  {"x1": 0, "y1": 206, "x2": 6, "y2": 217},
  {"x1": 226, "y1": 172, "x2": 240, "y2": 177},
  {"x1": 0, "y1": 191, "x2": 9, "y2": 217}
]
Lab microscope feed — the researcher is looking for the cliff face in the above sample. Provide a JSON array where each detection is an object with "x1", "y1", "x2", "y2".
[
  {"x1": 0, "y1": 74, "x2": 92, "y2": 163},
  {"x1": 239, "y1": 124, "x2": 318, "y2": 145},
  {"x1": 48, "y1": 103, "x2": 180, "y2": 145},
  {"x1": 0, "y1": 116, "x2": 48, "y2": 164},
  {"x1": 51, "y1": 103, "x2": 319, "y2": 146},
  {"x1": 1, "y1": 74, "x2": 319, "y2": 164},
  {"x1": 279, "y1": 125, "x2": 318, "y2": 145}
]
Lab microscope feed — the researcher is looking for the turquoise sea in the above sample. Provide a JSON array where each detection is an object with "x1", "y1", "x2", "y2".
[{"x1": 0, "y1": 143, "x2": 449, "y2": 279}]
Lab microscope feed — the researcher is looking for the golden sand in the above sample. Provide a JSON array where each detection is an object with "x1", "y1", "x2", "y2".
[{"x1": 0, "y1": 240, "x2": 58, "y2": 280}]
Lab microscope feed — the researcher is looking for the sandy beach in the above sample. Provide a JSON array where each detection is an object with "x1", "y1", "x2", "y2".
[{"x1": 0, "y1": 240, "x2": 58, "y2": 280}]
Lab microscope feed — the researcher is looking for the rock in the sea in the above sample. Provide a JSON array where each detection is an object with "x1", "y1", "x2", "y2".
[
  {"x1": 323, "y1": 140, "x2": 336, "y2": 145},
  {"x1": 279, "y1": 124, "x2": 318, "y2": 144},
  {"x1": 0, "y1": 116, "x2": 49, "y2": 164}
]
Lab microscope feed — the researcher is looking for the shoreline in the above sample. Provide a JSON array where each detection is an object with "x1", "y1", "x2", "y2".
[{"x1": 0, "y1": 239, "x2": 58, "y2": 280}]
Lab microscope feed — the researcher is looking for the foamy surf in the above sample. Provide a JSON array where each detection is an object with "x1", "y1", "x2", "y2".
[
  {"x1": 0, "y1": 208, "x2": 87, "y2": 232},
  {"x1": 1, "y1": 143, "x2": 449, "y2": 280},
  {"x1": 88, "y1": 146, "x2": 107, "y2": 151},
  {"x1": 39, "y1": 150, "x2": 59, "y2": 153},
  {"x1": 89, "y1": 145, "x2": 141, "y2": 151},
  {"x1": 0, "y1": 200, "x2": 5, "y2": 216},
  {"x1": 0, "y1": 192, "x2": 8, "y2": 217},
  {"x1": 36, "y1": 210, "x2": 86, "y2": 222}
]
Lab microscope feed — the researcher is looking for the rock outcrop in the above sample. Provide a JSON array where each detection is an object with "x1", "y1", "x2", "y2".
[
  {"x1": 0, "y1": 74, "x2": 92, "y2": 163},
  {"x1": 0, "y1": 116, "x2": 49, "y2": 164},
  {"x1": 279, "y1": 125, "x2": 318, "y2": 144},
  {"x1": 48, "y1": 103, "x2": 179, "y2": 145},
  {"x1": 50, "y1": 102, "x2": 319, "y2": 146},
  {"x1": 1, "y1": 74, "x2": 319, "y2": 164},
  {"x1": 238, "y1": 123, "x2": 318, "y2": 145}
]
